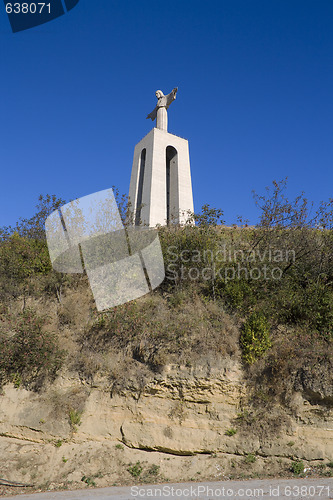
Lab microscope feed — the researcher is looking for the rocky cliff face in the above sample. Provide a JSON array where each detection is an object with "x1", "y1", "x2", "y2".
[{"x1": 0, "y1": 356, "x2": 332, "y2": 494}]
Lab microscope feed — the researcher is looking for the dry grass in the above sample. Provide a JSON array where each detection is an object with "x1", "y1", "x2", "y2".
[
  {"x1": 246, "y1": 327, "x2": 333, "y2": 407},
  {"x1": 70, "y1": 291, "x2": 241, "y2": 388},
  {"x1": 3, "y1": 254, "x2": 332, "y2": 435},
  {"x1": 46, "y1": 386, "x2": 89, "y2": 421}
]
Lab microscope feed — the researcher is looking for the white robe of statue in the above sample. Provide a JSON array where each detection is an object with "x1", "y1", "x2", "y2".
[{"x1": 146, "y1": 87, "x2": 178, "y2": 131}]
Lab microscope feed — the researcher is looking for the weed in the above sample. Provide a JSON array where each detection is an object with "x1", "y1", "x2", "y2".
[
  {"x1": 55, "y1": 440, "x2": 62, "y2": 448},
  {"x1": 236, "y1": 410, "x2": 249, "y2": 420},
  {"x1": 12, "y1": 373, "x2": 22, "y2": 388},
  {"x1": 81, "y1": 475, "x2": 96, "y2": 487},
  {"x1": 327, "y1": 461, "x2": 333, "y2": 468},
  {"x1": 225, "y1": 428, "x2": 237, "y2": 436},
  {"x1": 244, "y1": 453, "x2": 256, "y2": 464},
  {"x1": 291, "y1": 460, "x2": 304, "y2": 474},
  {"x1": 93, "y1": 315, "x2": 106, "y2": 330},
  {"x1": 287, "y1": 441, "x2": 295, "y2": 446},
  {"x1": 168, "y1": 291, "x2": 186, "y2": 308},
  {"x1": 62, "y1": 457, "x2": 68, "y2": 463},
  {"x1": 148, "y1": 464, "x2": 160, "y2": 476},
  {"x1": 69, "y1": 409, "x2": 82, "y2": 430},
  {"x1": 115, "y1": 444, "x2": 124, "y2": 450},
  {"x1": 128, "y1": 461, "x2": 143, "y2": 478}
]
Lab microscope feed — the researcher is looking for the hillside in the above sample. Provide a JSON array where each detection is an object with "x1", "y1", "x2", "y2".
[{"x1": 0, "y1": 186, "x2": 333, "y2": 495}]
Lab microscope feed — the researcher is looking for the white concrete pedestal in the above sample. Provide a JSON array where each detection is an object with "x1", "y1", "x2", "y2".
[{"x1": 128, "y1": 128, "x2": 194, "y2": 227}]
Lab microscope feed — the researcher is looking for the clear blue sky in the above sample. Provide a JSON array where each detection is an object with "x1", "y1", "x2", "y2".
[{"x1": 1, "y1": 0, "x2": 332, "y2": 227}]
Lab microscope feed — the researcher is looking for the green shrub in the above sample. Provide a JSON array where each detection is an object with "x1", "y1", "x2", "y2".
[
  {"x1": 69, "y1": 409, "x2": 82, "y2": 429},
  {"x1": 128, "y1": 461, "x2": 143, "y2": 478},
  {"x1": 225, "y1": 428, "x2": 237, "y2": 436},
  {"x1": 81, "y1": 475, "x2": 96, "y2": 487},
  {"x1": 291, "y1": 460, "x2": 304, "y2": 475},
  {"x1": 12, "y1": 372, "x2": 22, "y2": 388},
  {"x1": 0, "y1": 235, "x2": 52, "y2": 301},
  {"x1": 0, "y1": 194, "x2": 66, "y2": 301},
  {"x1": 217, "y1": 278, "x2": 257, "y2": 312},
  {"x1": 0, "y1": 194, "x2": 66, "y2": 241},
  {"x1": 240, "y1": 312, "x2": 271, "y2": 364},
  {"x1": 0, "y1": 310, "x2": 65, "y2": 388},
  {"x1": 244, "y1": 453, "x2": 256, "y2": 463},
  {"x1": 191, "y1": 204, "x2": 224, "y2": 228}
]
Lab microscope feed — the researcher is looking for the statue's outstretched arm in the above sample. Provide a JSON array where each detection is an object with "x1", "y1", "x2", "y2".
[
  {"x1": 165, "y1": 87, "x2": 178, "y2": 107},
  {"x1": 147, "y1": 106, "x2": 158, "y2": 121}
]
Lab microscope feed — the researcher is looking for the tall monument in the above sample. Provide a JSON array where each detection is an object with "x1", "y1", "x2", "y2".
[{"x1": 128, "y1": 87, "x2": 194, "y2": 226}]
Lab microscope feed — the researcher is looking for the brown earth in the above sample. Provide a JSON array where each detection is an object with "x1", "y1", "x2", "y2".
[{"x1": 0, "y1": 286, "x2": 332, "y2": 497}]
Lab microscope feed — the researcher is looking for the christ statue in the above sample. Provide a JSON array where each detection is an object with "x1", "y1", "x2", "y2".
[{"x1": 147, "y1": 87, "x2": 178, "y2": 131}]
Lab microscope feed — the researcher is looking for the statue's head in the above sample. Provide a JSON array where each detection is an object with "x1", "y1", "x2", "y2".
[{"x1": 155, "y1": 90, "x2": 164, "y2": 98}]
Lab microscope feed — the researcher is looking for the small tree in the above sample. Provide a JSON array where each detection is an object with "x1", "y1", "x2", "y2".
[
  {"x1": 0, "y1": 194, "x2": 66, "y2": 241},
  {"x1": 240, "y1": 312, "x2": 271, "y2": 364},
  {"x1": 188, "y1": 204, "x2": 224, "y2": 229}
]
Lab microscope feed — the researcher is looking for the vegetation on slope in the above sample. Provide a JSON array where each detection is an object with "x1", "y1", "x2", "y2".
[{"x1": 0, "y1": 180, "x2": 332, "y2": 419}]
